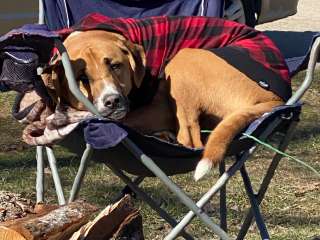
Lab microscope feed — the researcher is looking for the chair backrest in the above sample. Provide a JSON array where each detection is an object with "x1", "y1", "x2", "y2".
[
  {"x1": 39, "y1": 0, "x2": 319, "y2": 106},
  {"x1": 42, "y1": 0, "x2": 224, "y2": 30}
]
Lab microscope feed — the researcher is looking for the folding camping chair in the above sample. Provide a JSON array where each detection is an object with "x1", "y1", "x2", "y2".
[{"x1": 0, "y1": 0, "x2": 319, "y2": 239}]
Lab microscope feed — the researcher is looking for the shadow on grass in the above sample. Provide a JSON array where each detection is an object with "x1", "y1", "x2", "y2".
[
  {"x1": 0, "y1": 116, "x2": 27, "y2": 151},
  {"x1": 267, "y1": 214, "x2": 320, "y2": 226},
  {"x1": 226, "y1": 207, "x2": 320, "y2": 229},
  {"x1": 290, "y1": 125, "x2": 320, "y2": 142},
  {"x1": 71, "y1": 181, "x2": 127, "y2": 206},
  {"x1": 0, "y1": 148, "x2": 80, "y2": 169}
]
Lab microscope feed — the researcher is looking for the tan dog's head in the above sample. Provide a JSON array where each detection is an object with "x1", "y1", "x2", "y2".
[{"x1": 44, "y1": 30, "x2": 146, "y2": 120}]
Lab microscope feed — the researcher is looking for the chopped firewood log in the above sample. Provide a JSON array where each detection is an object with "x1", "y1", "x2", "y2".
[
  {"x1": 0, "y1": 200, "x2": 97, "y2": 240},
  {"x1": 1, "y1": 203, "x2": 58, "y2": 231},
  {"x1": 70, "y1": 195, "x2": 144, "y2": 240}
]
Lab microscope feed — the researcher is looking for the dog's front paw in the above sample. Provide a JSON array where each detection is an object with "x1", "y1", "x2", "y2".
[{"x1": 194, "y1": 158, "x2": 213, "y2": 181}]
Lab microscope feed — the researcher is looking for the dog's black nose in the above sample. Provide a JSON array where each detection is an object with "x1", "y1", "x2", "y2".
[{"x1": 103, "y1": 94, "x2": 123, "y2": 109}]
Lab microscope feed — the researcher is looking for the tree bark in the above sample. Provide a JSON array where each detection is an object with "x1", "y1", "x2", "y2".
[
  {"x1": 0, "y1": 200, "x2": 97, "y2": 240},
  {"x1": 70, "y1": 195, "x2": 144, "y2": 240},
  {"x1": 0, "y1": 194, "x2": 143, "y2": 240}
]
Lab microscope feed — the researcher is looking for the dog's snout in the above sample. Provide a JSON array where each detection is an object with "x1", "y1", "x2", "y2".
[{"x1": 103, "y1": 94, "x2": 123, "y2": 109}]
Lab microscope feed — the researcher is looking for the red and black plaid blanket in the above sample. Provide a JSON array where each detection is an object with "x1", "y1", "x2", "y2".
[{"x1": 57, "y1": 13, "x2": 291, "y2": 107}]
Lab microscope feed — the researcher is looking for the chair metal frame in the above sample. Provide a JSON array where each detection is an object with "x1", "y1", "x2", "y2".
[{"x1": 32, "y1": 0, "x2": 320, "y2": 239}]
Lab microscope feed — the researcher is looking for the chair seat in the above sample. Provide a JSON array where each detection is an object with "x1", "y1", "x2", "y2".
[{"x1": 59, "y1": 104, "x2": 301, "y2": 177}]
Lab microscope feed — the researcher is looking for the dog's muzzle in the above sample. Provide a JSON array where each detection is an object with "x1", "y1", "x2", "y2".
[{"x1": 99, "y1": 93, "x2": 129, "y2": 120}]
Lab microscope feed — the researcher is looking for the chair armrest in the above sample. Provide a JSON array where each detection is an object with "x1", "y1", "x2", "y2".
[{"x1": 286, "y1": 36, "x2": 320, "y2": 105}]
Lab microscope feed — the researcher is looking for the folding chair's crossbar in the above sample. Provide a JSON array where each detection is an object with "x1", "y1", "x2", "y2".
[
  {"x1": 36, "y1": 146, "x2": 45, "y2": 203},
  {"x1": 68, "y1": 144, "x2": 93, "y2": 202},
  {"x1": 112, "y1": 176, "x2": 145, "y2": 203},
  {"x1": 240, "y1": 165, "x2": 270, "y2": 239},
  {"x1": 164, "y1": 114, "x2": 288, "y2": 239},
  {"x1": 122, "y1": 138, "x2": 230, "y2": 239},
  {"x1": 219, "y1": 161, "x2": 227, "y2": 232},
  {"x1": 107, "y1": 165, "x2": 194, "y2": 240},
  {"x1": 236, "y1": 121, "x2": 298, "y2": 240},
  {"x1": 46, "y1": 147, "x2": 66, "y2": 205},
  {"x1": 35, "y1": 145, "x2": 194, "y2": 239},
  {"x1": 165, "y1": 149, "x2": 253, "y2": 240},
  {"x1": 35, "y1": 144, "x2": 93, "y2": 205},
  {"x1": 35, "y1": 109, "x2": 294, "y2": 239}
]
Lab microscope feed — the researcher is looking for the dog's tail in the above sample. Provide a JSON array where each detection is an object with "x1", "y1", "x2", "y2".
[{"x1": 194, "y1": 101, "x2": 283, "y2": 181}]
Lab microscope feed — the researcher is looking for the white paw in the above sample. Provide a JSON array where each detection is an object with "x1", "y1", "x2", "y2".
[{"x1": 194, "y1": 158, "x2": 213, "y2": 181}]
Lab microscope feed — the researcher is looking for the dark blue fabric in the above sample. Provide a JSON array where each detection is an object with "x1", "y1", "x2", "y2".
[
  {"x1": 43, "y1": 0, "x2": 224, "y2": 30},
  {"x1": 265, "y1": 31, "x2": 320, "y2": 77},
  {"x1": 82, "y1": 104, "x2": 301, "y2": 157},
  {"x1": 83, "y1": 120, "x2": 128, "y2": 149},
  {"x1": 241, "y1": 103, "x2": 301, "y2": 137},
  {"x1": 0, "y1": 24, "x2": 57, "y2": 63},
  {"x1": 0, "y1": 24, "x2": 57, "y2": 55},
  {"x1": 82, "y1": 119, "x2": 202, "y2": 158},
  {"x1": 0, "y1": 24, "x2": 58, "y2": 41},
  {"x1": 0, "y1": 47, "x2": 39, "y2": 93},
  {"x1": 0, "y1": 81, "x2": 9, "y2": 92}
]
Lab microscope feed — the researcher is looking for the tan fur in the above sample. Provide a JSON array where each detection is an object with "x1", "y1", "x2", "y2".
[
  {"x1": 43, "y1": 30, "x2": 146, "y2": 112},
  {"x1": 41, "y1": 30, "x2": 174, "y2": 134},
  {"x1": 164, "y1": 48, "x2": 283, "y2": 180},
  {"x1": 121, "y1": 79, "x2": 176, "y2": 134},
  {"x1": 42, "y1": 31, "x2": 284, "y2": 179}
]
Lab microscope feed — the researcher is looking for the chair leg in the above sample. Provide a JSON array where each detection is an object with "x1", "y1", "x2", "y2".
[
  {"x1": 237, "y1": 154, "x2": 284, "y2": 240},
  {"x1": 45, "y1": 147, "x2": 66, "y2": 205},
  {"x1": 69, "y1": 144, "x2": 93, "y2": 203},
  {"x1": 165, "y1": 150, "x2": 252, "y2": 240},
  {"x1": 240, "y1": 165, "x2": 270, "y2": 240},
  {"x1": 219, "y1": 161, "x2": 227, "y2": 232},
  {"x1": 36, "y1": 146, "x2": 45, "y2": 203},
  {"x1": 236, "y1": 122, "x2": 297, "y2": 240},
  {"x1": 165, "y1": 117, "x2": 286, "y2": 238},
  {"x1": 122, "y1": 138, "x2": 229, "y2": 240},
  {"x1": 107, "y1": 165, "x2": 194, "y2": 240},
  {"x1": 36, "y1": 144, "x2": 93, "y2": 204},
  {"x1": 112, "y1": 176, "x2": 144, "y2": 203}
]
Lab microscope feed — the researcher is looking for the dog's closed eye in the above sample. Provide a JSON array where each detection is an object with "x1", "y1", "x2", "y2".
[
  {"x1": 110, "y1": 63, "x2": 122, "y2": 71},
  {"x1": 104, "y1": 58, "x2": 122, "y2": 72}
]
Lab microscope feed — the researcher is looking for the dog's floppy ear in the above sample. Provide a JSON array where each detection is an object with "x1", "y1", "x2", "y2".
[
  {"x1": 121, "y1": 40, "x2": 146, "y2": 88},
  {"x1": 41, "y1": 55, "x2": 64, "y2": 104}
]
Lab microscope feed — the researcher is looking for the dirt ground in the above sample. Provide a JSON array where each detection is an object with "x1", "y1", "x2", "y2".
[{"x1": 257, "y1": 0, "x2": 320, "y2": 32}]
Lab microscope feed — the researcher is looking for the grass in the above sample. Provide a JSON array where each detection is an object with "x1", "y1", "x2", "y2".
[{"x1": 0, "y1": 70, "x2": 320, "y2": 239}]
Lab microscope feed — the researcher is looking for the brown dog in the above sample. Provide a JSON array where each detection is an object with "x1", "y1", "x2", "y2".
[
  {"x1": 165, "y1": 48, "x2": 283, "y2": 180},
  {"x1": 43, "y1": 30, "x2": 176, "y2": 135},
  {"x1": 44, "y1": 30, "x2": 146, "y2": 120},
  {"x1": 44, "y1": 30, "x2": 284, "y2": 181}
]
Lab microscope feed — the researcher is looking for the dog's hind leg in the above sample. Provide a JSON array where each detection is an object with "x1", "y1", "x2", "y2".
[
  {"x1": 176, "y1": 106, "x2": 203, "y2": 148},
  {"x1": 194, "y1": 100, "x2": 283, "y2": 181}
]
